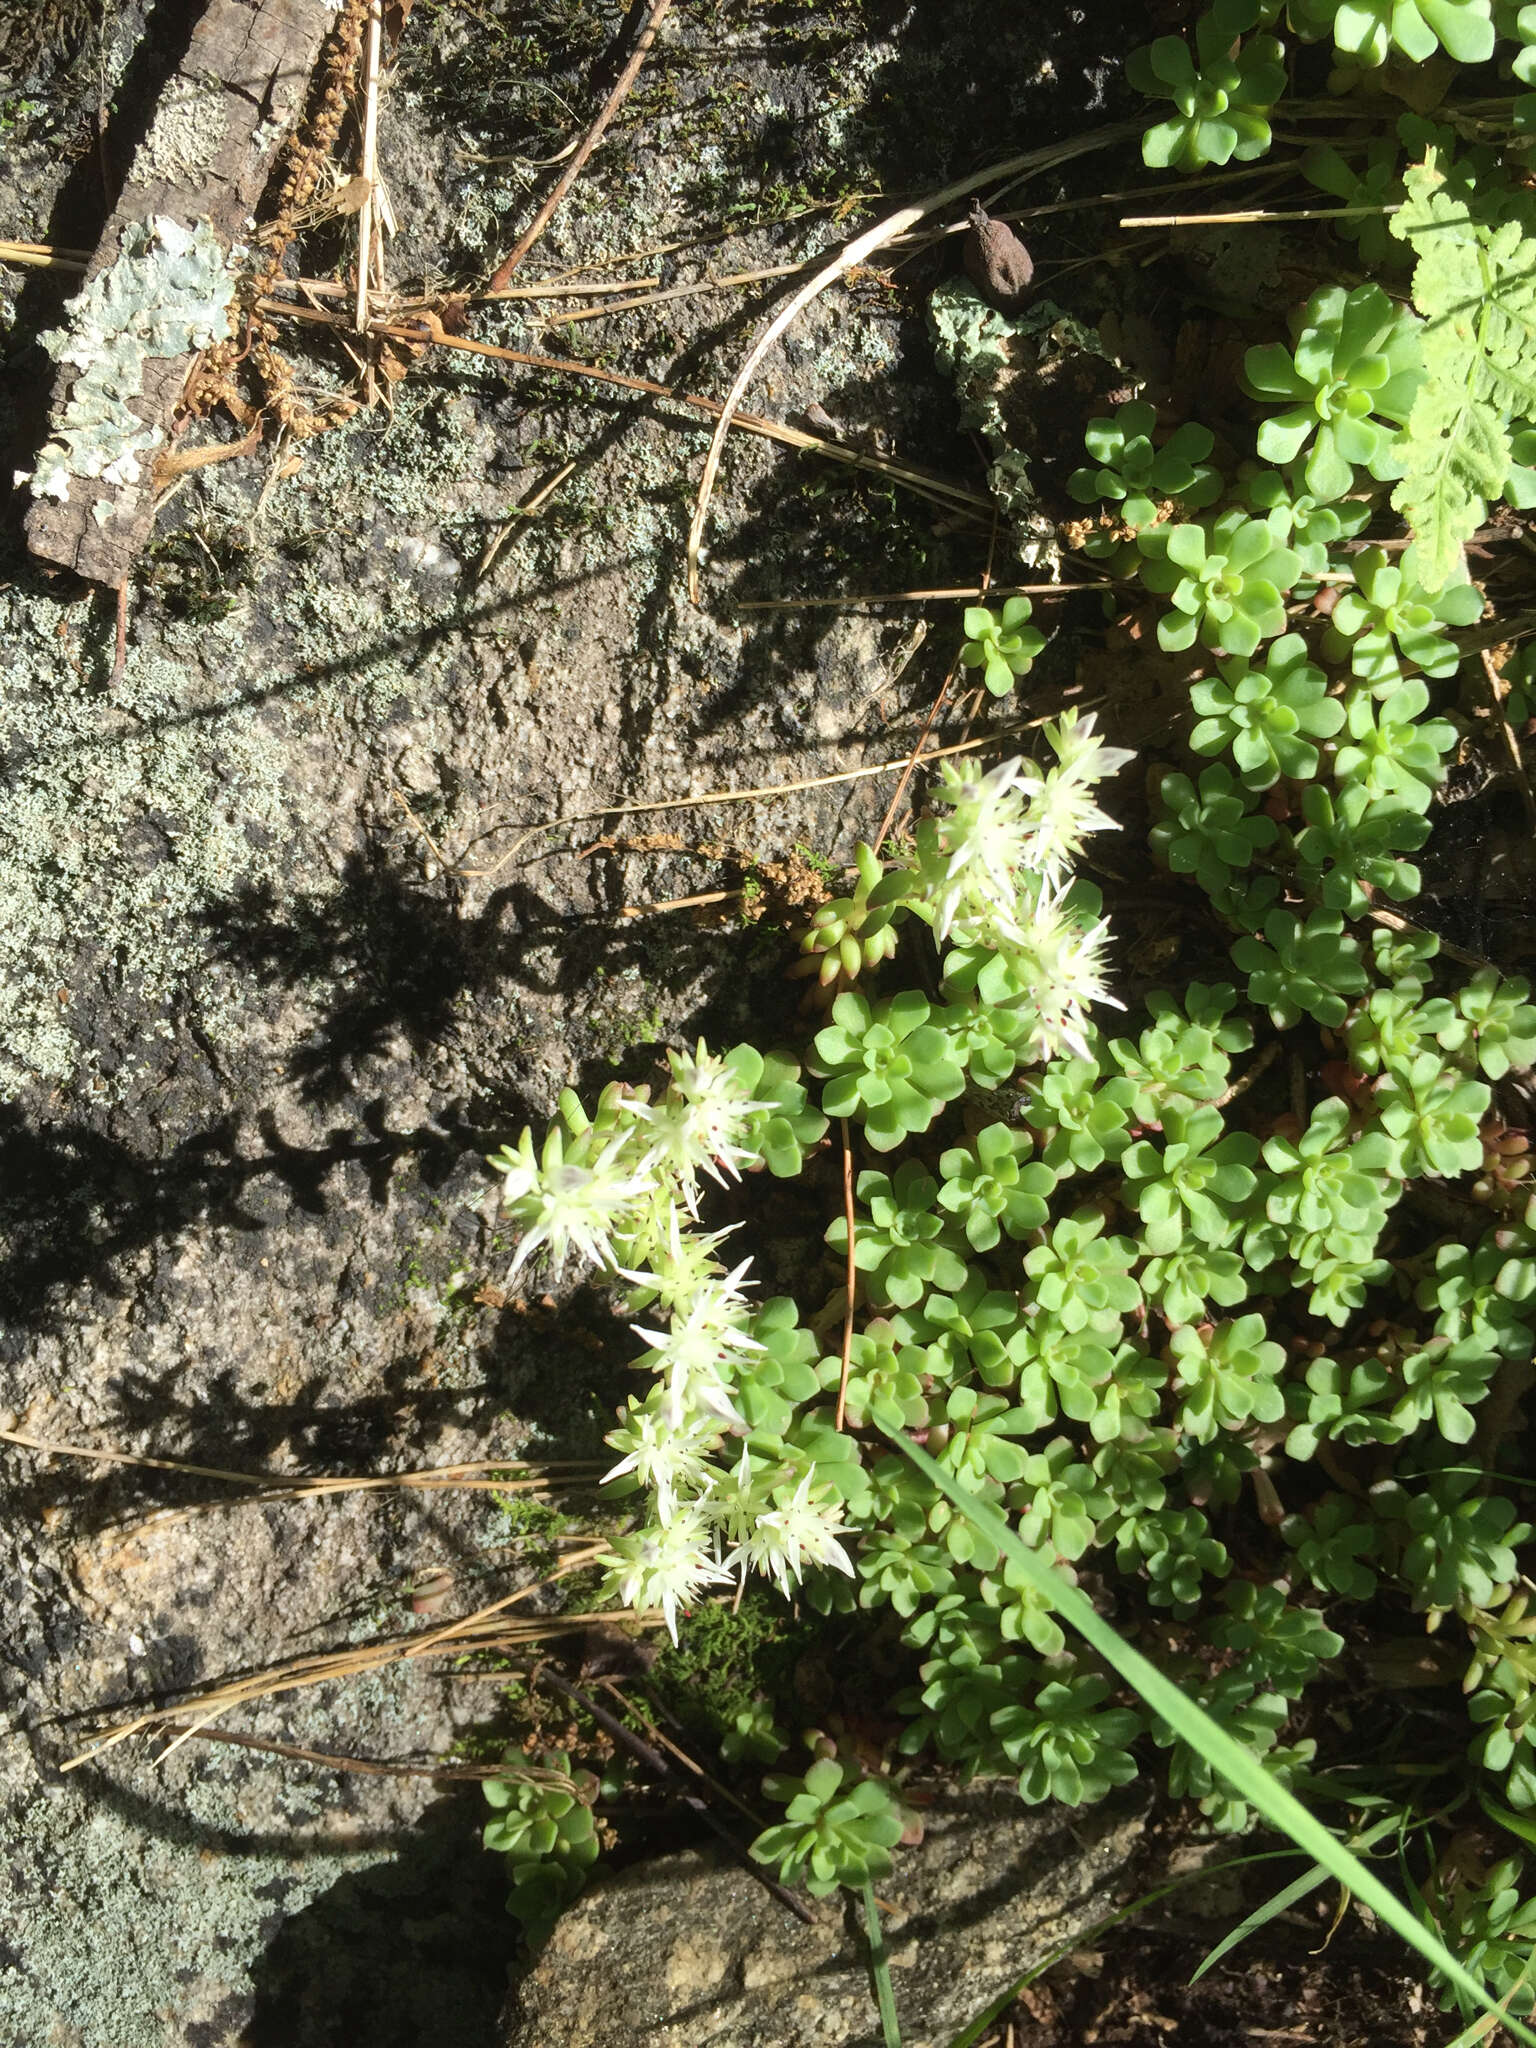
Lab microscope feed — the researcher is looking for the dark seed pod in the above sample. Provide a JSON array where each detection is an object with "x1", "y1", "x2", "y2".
[{"x1": 963, "y1": 201, "x2": 1035, "y2": 314}]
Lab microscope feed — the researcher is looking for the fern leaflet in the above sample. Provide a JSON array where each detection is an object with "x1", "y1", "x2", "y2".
[{"x1": 1390, "y1": 157, "x2": 1536, "y2": 587}]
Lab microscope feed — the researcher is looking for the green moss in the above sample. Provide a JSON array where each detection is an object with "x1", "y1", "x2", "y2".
[{"x1": 651, "y1": 1585, "x2": 822, "y2": 1750}]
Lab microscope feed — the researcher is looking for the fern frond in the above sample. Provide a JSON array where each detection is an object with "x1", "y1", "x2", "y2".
[{"x1": 1389, "y1": 158, "x2": 1536, "y2": 586}]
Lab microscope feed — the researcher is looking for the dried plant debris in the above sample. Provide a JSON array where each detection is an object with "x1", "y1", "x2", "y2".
[
  {"x1": 963, "y1": 200, "x2": 1035, "y2": 312},
  {"x1": 19, "y1": 216, "x2": 237, "y2": 507}
]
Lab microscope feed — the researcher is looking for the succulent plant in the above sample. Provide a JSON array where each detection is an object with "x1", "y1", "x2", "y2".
[
  {"x1": 1128, "y1": 14, "x2": 1288, "y2": 170},
  {"x1": 1243, "y1": 282, "x2": 1423, "y2": 501}
]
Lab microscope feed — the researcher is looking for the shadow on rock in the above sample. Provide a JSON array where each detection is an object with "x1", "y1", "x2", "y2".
[
  {"x1": 0, "y1": 1096, "x2": 474, "y2": 1333},
  {"x1": 241, "y1": 1791, "x2": 516, "y2": 2048}
]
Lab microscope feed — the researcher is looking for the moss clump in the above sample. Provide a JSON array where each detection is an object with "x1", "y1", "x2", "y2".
[{"x1": 650, "y1": 1584, "x2": 825, "y2": 1751}]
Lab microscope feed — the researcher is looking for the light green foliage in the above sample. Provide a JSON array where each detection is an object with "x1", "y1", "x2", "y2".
[
  {"x1": 1431, "y1": 1855, "x2": 1536, "y2": 2016},
  {"x1": 1169, "y1": 1312, "x2": 1288, "y2": 1440},
  {"x1": 1512, "y1": 1, "x2": 1536, "y2": 131},
  {"x1": 1292, "y1": 781, "x2": 1430, "y2": 916},
  {"x1": 937, "y1": 1124, "x2": 1056, "y2": 1251},
  {"x1": 1314, "y1": 0, "x2": 1495, "y2": 64},
  {"x1": 1259, "y1": 1096, "x2": 1403, "y2": 1261},
  {"x1": 738, "y1": 1300, "x2": 822, "y2": 1435},
  {"x1": 1150, "y1": 763, "x2": 1280, "y2": 904},
  {"x1": 1188, "y1": 632, "x2": 1344, "y2": 787},
  {"x1": 1007, "y1": 1437, "x2": 1108, "y2": 1558},
  {"x1": 725, "y1": 1043, "x2": 829, "y2": 1177},
  {"x1": 1420, "y1": 1232, "x2": 1536, "y2": 1351},
  {"x1": 720, "y1": 1702, "x2": 787, "y2": 1766},
  {"x1": 1128, "y1": 14, "x2": 1288, "y2": 171},
  {"x1": 1390, "y1": 158, "x2": 1536, "y2": 588},
  {"x1": 1331, "y1": 675, "x2": 1457, "y2": 809},
  {"x1": 1232, "y1": 907, "x2": 1369, "y2": 1028},
  {"x1": 1244, "y1": 465, "x2": 1374, "y2": 574},
  {"x1": 1466, "y1": 1589, "x2": 1536, "y2": 1807},
  {"x1": 1123, "y1": 1105, "x2": 1261, "y2": 1251},
  {"x1": 1141, "y1": 1240, "x2": 1250, "y2": 1324},
  {"x1": 960, "y1": 597, "x2": 1047, "y2": 696},
  {"x1": 828, "y1": 1162, "x2": 969, "y2": 1308},
  {"x1": 1136, "y1": 511, "x2": 1300, "y2": 657},
  {"x1": 819, "y1": 1324, "x2": 930, "y2": 1432},
  {"x1": 1374, "y1": 1050, "x2": 1491, "y2": 1176},
  {"x1": 1157, "y1": 1669, "x2": 1292, "y2": 1831},
  {"x1": 1243, "y1": 282, "x2": 1424, "y2": 501},
  {"x1": 483, "y1": 1757, "x2": 601, "y2": 1938},
  {"x1": 1284, "y1": 1353, "x2": 1404, "y2": 1459},
  {"x1": 795, "y1": 844, "x2": 912, "y2": 993},
  {"x1": 810, "y1": 989, "x2": 967, "y2": 1149},
  {"x1": 992, "y1": 1673, "x2": 1143, "y2": 1803},
  {"x1": 749, "y1": 1759, "x2": 905, "y2": 1897},
  {"x1": 1110, "y1": 983, "x2": 1252, "y2": 1123},
  {"x1": 1344, "y1": 981, "x2": 1452, "y2": 1076},
  {"x1": 1068, "y1": 399, "x2": 1223, "y2": 525},
  {"x1": 1390, "y1": 1334, "x2": 1501, "y2": 1442},
  {"x1": 1321, "y1": 548, "x2": 1481, "y2": 690},
  {"x1": 1435, "y1": 968, "x2": 1536, "y2": 1079},
  {"x1": 1023, "y1": 1210, "x2": 1142, "y2": 1330},
  {"x1": 1205, "y1": 1581, "x2": 1345, "y2": 1695},
  {"x1": 1374, "y1": 1467, "x2": 1532, "y2": 1613},
  {"x1": 1022, "y1": 1054, "x2": 1136, "y2": 1171}
]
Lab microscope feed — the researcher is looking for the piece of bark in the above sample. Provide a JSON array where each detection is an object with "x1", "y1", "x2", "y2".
[
  {"x1": 24, "y1": 0, "x2": 335, "y2": 587},
  {"x1": 963, "y1": 200, "x2": 1034, "y2": 313}
]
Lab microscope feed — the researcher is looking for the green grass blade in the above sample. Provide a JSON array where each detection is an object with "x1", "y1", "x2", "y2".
[
  {"x1": 1188, "y1": 1813, "x2": 1399, "y2": 1985},
  {"x1": 1480, "y1": 1791, "x2": 1536, "y2": 1853},
  {"x1": 942, "y1": 1849, "x2": 1303, "y2": 2048},
  {"x1": 881, "y1": 1425, "x2": 1536, "y2": 2047},
  {"x1": 862, "y1": 1881, "x2": 903, "y2": 2048},
  {"x1": 1190, "y1": 1862, "x2": 1328, "y2": 1985}
]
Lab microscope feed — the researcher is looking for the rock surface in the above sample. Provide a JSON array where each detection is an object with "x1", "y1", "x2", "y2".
[
  {"x1": 505, "y1": 1790, "x2": 1148, "y2": 2048},
  {"x1": 0, "y1": 1, "x2": 1140, "y2": 2040}
]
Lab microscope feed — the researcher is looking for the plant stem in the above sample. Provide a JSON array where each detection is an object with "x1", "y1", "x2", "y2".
[{"x1": 861, "y1": 1881, "x2": 903, "y2": 2048}]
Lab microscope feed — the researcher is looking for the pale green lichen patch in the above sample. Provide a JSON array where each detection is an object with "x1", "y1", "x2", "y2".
[
  {"x1": 0, "y1": 588, "x2": 295, "y2": 1091},
  {"x1": 929, "y1": 280, "x2": 1099, "y2": 561},
  {"x1": 0, "y1": 381, "x2": 506, "y2": 1096},
  {"x1": 22, "y1": 215, "x2": 237, "y2": 503},
  {"x1": 128, "y1": 73, "x2": 230, "y2": 188}
]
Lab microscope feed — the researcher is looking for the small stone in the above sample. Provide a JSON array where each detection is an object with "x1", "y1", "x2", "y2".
[{"x1": 963, "y1": 201, "x2": 1034, "y2": 313}]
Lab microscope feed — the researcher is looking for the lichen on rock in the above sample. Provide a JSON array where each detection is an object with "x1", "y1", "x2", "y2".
[
  {"x1": 928, "y1": 278, "x2": 1100, "y2": 563},
  {"x1": 21, "y1": 214, "x2": 237, "y2": 504}
]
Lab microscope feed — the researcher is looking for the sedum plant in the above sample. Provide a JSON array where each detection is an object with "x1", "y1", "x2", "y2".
[
  {"x1": 960, "y1": 596, "x2": 1047, "y2": 696},
  {"x1": 1136, "y1": 510, "x2": 1301, "y2": 657},
  {"x1": 1188, "y1": 631, "x2": 1344, "y2": 788},
  {"x1": 1068, "y1": 399, "x2": 1223, "y2": 526},
  {"x1": 483, "y1": 1757, "x2": 602, "y2": 1938},
  {"x1": 749, "y1": 1757, "x2": 906, "y2": 1897},
  {"x1": 1242, "y1": 282, "x2": 1424, "y2": 502},
  {"x1": 476, "y1": 23, "x2": 1536, "y2": 1981},
  {"x1": 1128, "y1": 13, "x2": 1288, "y2": 171},
  {"x1": 1320, "y1": 547, "x2": 1481, "y2": 690}
]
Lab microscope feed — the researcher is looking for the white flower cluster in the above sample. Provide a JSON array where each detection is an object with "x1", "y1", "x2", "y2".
[
  {"x1": 907, "y1": 710, "x2": 1132, "y2": 1059},
  {"x1": 487, "y1": 1044, "x2": 853, "y2": 1641},
  {"x1": 486, "y1": 713, "x2": 1130, "y2": 1643}
]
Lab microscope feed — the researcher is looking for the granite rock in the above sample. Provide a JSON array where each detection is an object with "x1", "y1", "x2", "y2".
[{"x1": 503, "y1": 1788, "x2": 1148, "y2": 2048}]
